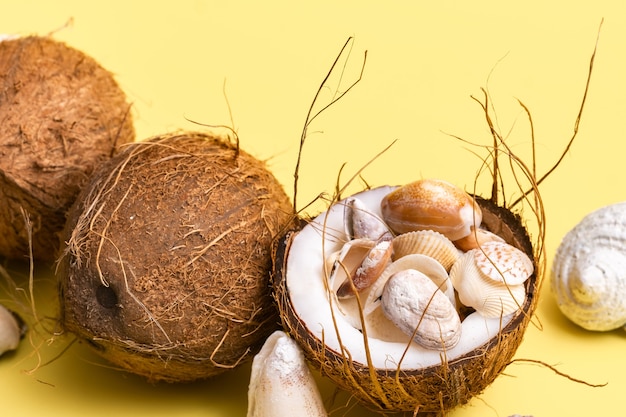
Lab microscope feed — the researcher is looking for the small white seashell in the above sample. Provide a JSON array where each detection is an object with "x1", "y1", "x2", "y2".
[
  {"x1": 450, "y1": 250, "x2": 527, "y2": 318},
  {"x1": 391, "y1": 229, "x2": 461, "y2": 271},
  {"x1": 381, "y1": 269, "x2": 461, "y2": 350},
  {"x1": 247, "y1": 330, "x2": 328, "y2": 417},
  {"x1": 0, "y1": 304, "x2": 23, "y2": 357},
  {"x1": 551, "y1": 202, "x2": 626, "y2": 331},
  {"x1": 344, "y1": 197, "x2": 392, "y2": 241}
]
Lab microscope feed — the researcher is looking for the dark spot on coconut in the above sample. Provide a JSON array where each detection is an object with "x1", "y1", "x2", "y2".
[
  {"x1": 84, "y1": 338, "x2": 106, "y2": 352},
  {"x1": 59, "y1": 132, "x2": 295, "y2": 383},
  {"x1": 96, "y1": 285, "x2": 118, "y2": 309}
]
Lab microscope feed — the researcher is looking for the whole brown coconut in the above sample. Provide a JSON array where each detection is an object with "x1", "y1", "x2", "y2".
[
  {"x1": 0, "y1": 35, "x2": 134, "y2": 262},
  {"x1": 274, "y1": 188, "x2": 541, "y2": 416},
  {"x1": 59, "y1": 131, "x2": 294, "y2": 382}
]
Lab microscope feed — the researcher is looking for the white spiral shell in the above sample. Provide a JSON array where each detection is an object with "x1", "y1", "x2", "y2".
[{"x1": 551, "y1": 202, "x2": 626, "y2": 331}]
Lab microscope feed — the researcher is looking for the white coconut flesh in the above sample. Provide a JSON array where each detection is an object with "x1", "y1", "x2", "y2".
[{"x1": 285, "y1": 186, "x2": 518, "y2": 370}]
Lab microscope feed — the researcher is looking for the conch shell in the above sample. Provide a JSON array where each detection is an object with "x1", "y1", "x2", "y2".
[
  {"x1": 247, "y1": 330, "x2": 327, "y2": 417},
  {"x1": 551, "y1": 202, "x2": 626, "y2": 331}
]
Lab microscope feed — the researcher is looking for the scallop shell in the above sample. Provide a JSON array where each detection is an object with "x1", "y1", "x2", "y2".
[
  {"x1": 450, "y1": 250, "x2": 527, "y2": 318},
  {"x1": 474, "y1": 241, "x2": 534, "y2": 285},
  {"x1": 551, "y1": 202, "x2": 626, "y2": 331},
  {"x1": 392, "y1": 229, "x2": 461, "y2": 271},
  {"x1": 247, "y1": 330, "x2": 327, "y2": 417},
  {"x1": 381, "y1": 269, "x2": 461, "y2": 350}
]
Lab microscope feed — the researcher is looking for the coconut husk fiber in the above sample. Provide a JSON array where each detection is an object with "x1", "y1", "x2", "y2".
[
  {"x1": 0, "y1": 35, "x2": 134, "y2": 262},
  {"x1": 58, "y1": 131, "x2": 294, "y2": 383},
  {"x1": 273, "y1": 195, "x2": 539, "y2": 416}
]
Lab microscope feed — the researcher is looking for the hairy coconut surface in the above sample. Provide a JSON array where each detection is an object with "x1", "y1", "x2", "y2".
[
  {"x1": 58, "y1": 132, "x2": 294, "y2": 382},
  {"x1": 274, "y1": 193, "x2": 538, "y2": 416},
  {"x1": 0, "y1": 35, "x2": 134, "y2": 262}
]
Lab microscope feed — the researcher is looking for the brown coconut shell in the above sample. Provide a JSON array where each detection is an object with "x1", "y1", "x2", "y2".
[
  {"x1": 0, "y1": 35, "x2": 134, "y2": 262},
  {"x1": 273, "y1": 194, "x2": 539, "y2": 416},
  {"x1": 58, "y1": 131, "x2": 294, "y2": 382}
]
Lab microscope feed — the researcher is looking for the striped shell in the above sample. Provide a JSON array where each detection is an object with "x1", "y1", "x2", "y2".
[
  {"x1": 551, "y1": 202, "x2": 626, "y2": 331},
  {"x1": 392, "y1": 229, "x2": 461, "y2": 271},
  {"x1": 450, "y1": 248, "x2": 528, "y2": 318}
]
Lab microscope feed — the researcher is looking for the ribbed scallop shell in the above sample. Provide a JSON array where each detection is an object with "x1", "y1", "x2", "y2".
[
  {"x1": 450, "y1": 250, "x2": 526, "y2": 318},
  {"x1": 551, "y1": 202, "x2": 626, "y2": 331},
  {"x1": 474, "y1": 241, "x2": 534, "y2": 285},
  {"x1": 392, "y1": 229, "x2": 461, "y2": 271}
]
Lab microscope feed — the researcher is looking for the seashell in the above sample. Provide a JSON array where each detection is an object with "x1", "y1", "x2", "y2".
[
  {"x1": 381, "y1": 269, "x2": 461, "y2": 350},
  {"x1": 344, "y1": 197, "x2": 393, "y2": 241},
  {"x1": 364, "y1": 253, "x2": 455, "y2": 315},
  {"x1": 551, "y1": 202, "x2": 626, "y2": 331},
  {"x1": 328, "y1": 238, "x2": 374, "y2": 288},
  {"x1": 391, "y1": 229, "x2": 461, "y2": 271},
  {"x1": 450, "y1": 250, "x2": 527, "y2": 318},
  {"x1": 334, "y1": 239, "x2": 393, "y2": 298},
  {"x1": 380, "y1": 178, "x2": 482, "y2": 241},
  {"x1": 452, "y1": 227, "x2": 505, "y2": 252},
  {"x1": 0, "y1": 304, "x2": 25, "y2": 357},
  {"x1": 473, "y1": 241, "x2": 534, "y2": 286},
  {"x1": 247, "y1": 330, "x2": 328, "y2": 417}
]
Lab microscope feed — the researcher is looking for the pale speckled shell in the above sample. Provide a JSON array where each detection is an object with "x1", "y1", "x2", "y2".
[
  {"x1": 364, "y1": 253, "x2": 454, "y2": 316},
  {"x1": 391, "y1": 229, "x2": 461, "y2": 271},
  {"x1": 474, "y1": 241, "x2": 534, "y2": 285},
  {"x1": 381, "y1": 269, "x2": 461, "y2": 350},
  {"x1": 247, "y1": 331, "x2": 327, "y2": 417},
  {"x1": 450, "y1": 250, "x2": 526, "y2": 318},
  {"x1": 551, "y1": 202, "x2": 626, "y2": 331}
]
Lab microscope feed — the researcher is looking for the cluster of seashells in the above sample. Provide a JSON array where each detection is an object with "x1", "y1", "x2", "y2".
[{"x1": 327, "y1": 178, "x2": 535, "y2": 351}]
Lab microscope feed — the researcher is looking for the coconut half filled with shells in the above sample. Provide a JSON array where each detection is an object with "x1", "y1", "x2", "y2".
[{"x1": 274, "y1": 178, "x2": 539, "y2": 415}]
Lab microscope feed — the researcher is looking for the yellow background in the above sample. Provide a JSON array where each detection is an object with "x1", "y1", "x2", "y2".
[{"x1": 1, "y1": 1, "x2": 625, "y2": 416}]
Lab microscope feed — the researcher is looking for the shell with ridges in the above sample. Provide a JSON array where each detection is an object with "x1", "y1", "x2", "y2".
[
  {"x1": 551, "y1": 202, "x2": 626, "y2": 331},
  {"x1": 450, "y1": 249, "x2": 527, "y2": 318},
  {"x1": 391, "y1": 229, "x2": 461, "y2": 271},
  {"x1": 474, "y1": 241, "x2": 534, "y2": 285}
]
